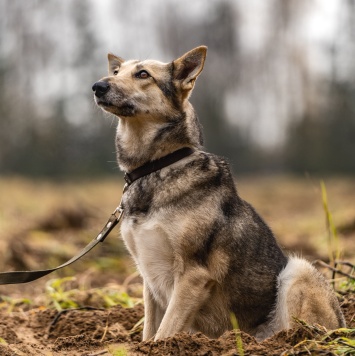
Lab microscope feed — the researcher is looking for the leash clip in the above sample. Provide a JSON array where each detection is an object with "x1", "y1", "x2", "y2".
[
  {"x1": 112, "y1": 205, "x2": 124, "y2": 220},
  {"x1": 96, "y1": 205, "x2": 124, "y2": 242}
]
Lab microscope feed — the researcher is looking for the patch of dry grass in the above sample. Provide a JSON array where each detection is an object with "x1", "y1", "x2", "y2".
[{"x1": 236, "y1": 175, "x2": 355, "y2": 261}]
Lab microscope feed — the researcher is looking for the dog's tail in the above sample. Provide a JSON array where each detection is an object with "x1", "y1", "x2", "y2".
[{"x1": 270, "y1": 256, "x2": 345, "y2": 333}]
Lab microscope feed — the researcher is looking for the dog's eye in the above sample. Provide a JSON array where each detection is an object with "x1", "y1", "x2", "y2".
[
  {"x1": 113, "y1": 70, "x2": 119, "y2": 75},
  {"x1": 136, "y1": 70, "x2": 150, "y2": 79}
]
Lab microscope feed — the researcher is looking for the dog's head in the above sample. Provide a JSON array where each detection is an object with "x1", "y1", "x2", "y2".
[{"x1": 92, "y1": 46, "x2": 207, "y2": 119}]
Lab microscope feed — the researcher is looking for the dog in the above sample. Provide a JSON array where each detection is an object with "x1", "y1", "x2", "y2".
[{"x1": 92, "y1": 46, "x2": 346, "y2": 341}]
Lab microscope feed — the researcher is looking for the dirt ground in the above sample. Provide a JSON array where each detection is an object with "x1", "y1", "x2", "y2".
[
  {"x1": 0, "y1": 290, "x2": 354, "y2": 355},
  {"x1": 0, "y1": 176, "x2": 354, "y2": 355}
]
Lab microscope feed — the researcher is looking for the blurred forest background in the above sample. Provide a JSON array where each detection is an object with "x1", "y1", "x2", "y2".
[{"x1": 0, "y1": 0, "x2": 355, "y2": 177}]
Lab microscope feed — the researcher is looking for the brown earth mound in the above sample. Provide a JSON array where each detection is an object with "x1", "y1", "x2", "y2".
[{"x1": 0, "y1": 292, "x2": 353, "y2": 355}]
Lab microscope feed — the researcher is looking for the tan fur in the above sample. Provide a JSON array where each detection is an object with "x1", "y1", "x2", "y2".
[
  {"x1": 93, "y1": 46, "x2": 345, "y2": 341},
  {"x1": 120, "y1": 191, "x2": 231, "y2": 340},
  {"x1": 102, "y1": 53, "x2": 204, "y2": 171},
  {"x1": 266, "y1": 257, "x2": 345, "y2": 336}
]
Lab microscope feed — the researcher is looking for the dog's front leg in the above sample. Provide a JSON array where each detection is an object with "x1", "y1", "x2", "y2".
[
  {"x1": 143, "y1": 282, "x2": 165, "y2": 340},
  {"x1": 154, "y1": 265, "x2": 214, "y2": 340}
]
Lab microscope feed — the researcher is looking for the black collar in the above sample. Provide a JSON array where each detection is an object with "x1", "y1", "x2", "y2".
[{"x1": 124, "y1": 147, "x2": 195, "y2": 185}]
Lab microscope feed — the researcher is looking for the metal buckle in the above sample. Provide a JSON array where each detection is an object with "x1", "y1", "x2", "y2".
[
  {"x1": 124, "y1": 173, "x2": 132, "y2": 185},
  {"x1": 112, "y1": 205, "x2": 124, "y2": 220}
]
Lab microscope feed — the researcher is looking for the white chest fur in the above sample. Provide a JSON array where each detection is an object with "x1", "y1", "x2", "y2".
[{"x1": 120, "y1": 216, "x2": 175, "y2": 308}]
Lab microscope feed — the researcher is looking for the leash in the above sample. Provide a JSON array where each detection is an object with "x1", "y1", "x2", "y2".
[
  {"x1": 0, "y1": 147, "x2": 195, "y2": 285},
  {"x1": 0, "y1": 204, "x2": 124, "y2": 285}
]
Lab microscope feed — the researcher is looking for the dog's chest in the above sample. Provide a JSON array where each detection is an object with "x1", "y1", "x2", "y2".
[{"x1": 120, "y1": 214, "x2": 175, "y2": 307}]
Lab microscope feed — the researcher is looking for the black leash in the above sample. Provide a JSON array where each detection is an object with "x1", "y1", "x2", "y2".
[
  {"x1": 0, "y1": 147, "x2": 195, "y2": 285},
  {"x1": 0, "y1": 206, "x2": 124, "y2": 285}
]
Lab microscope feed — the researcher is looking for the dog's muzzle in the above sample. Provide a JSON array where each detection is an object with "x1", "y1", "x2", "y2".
[{"x1": 92, "y1": 81, "x2": 110, "y2": 98}]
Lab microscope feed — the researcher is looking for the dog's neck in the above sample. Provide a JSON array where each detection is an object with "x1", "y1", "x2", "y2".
[{"x1": 115, "y1": 103, "x2": 203, "y2": 172}]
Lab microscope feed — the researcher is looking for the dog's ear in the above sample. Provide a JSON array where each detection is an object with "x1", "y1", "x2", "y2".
[
  {"x1": 108, "y1": 53, "x2": 125, "y2": 75},
  {"x1": 173, "y1": 46, "x2": 207, "y2": 93}
]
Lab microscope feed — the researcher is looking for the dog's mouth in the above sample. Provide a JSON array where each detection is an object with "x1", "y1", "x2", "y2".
[
  {"x1": 94, "y1": 96, "x2": 113, "y2": 107},
  {"x1": 97, "y1": 100, "x2": 113, "y2": 108},
  {"x1": 96, "y1": 98, "x2": 136, "y2": 117}
]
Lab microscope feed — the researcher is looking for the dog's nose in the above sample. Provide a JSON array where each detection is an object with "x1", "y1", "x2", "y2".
[{"x1": 92, "y1": 81, "x2": 110, "y2": 98}]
